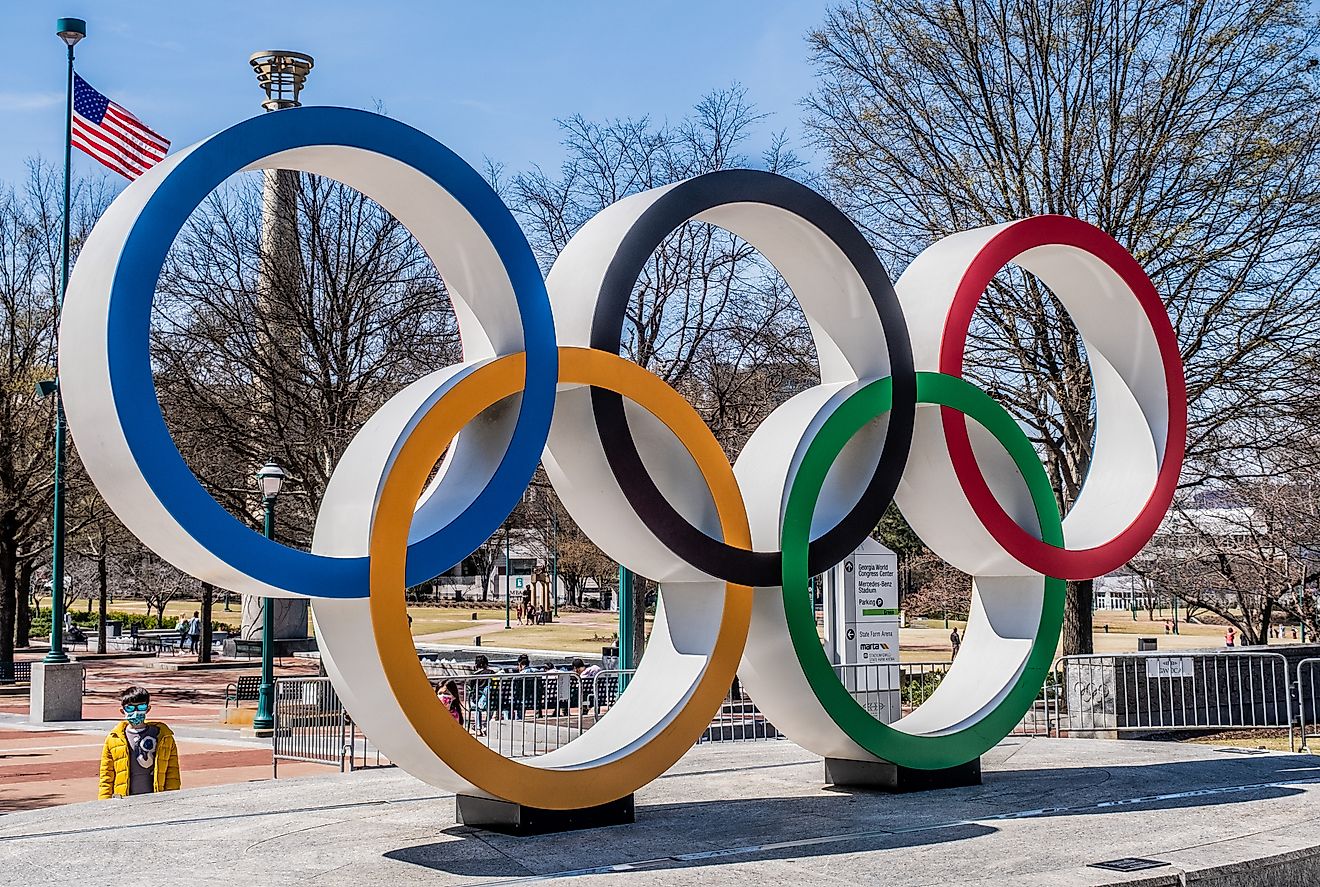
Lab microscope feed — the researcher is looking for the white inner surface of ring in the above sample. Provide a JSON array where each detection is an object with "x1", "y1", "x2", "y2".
[{"x1": 1009, "y1": 244, "x2": 1167, "y2": 550}]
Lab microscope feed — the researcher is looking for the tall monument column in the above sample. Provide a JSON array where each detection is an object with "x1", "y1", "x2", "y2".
[{"x1": 241, "y1": 51, "x2": 314, "y2": 645}]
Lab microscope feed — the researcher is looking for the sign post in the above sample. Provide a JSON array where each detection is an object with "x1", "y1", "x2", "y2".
[{"x1": 823, "y1": 537, "x2": 901, "y2": 723}]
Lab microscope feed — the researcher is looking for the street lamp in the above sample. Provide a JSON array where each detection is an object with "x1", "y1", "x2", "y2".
[
  {"x1": 249, "y1": 51, "x2": 314, "y2": 111},
  {"x1": 551, "y1": 507, "x2": 559, "y2": 619},
  {"x1": 44, "y1": 17, "x2": 87, "y2": 666},
  {"x1": 251, "y1": 460, "x2": 285, "y2": 737}
]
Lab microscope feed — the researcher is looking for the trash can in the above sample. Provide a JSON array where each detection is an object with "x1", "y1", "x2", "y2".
[{"x1": 1137, "y1": 637, "x2": 1158, "y2": 652}]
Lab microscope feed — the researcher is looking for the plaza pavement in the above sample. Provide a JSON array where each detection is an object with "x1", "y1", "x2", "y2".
[
  {"x1": 0, "y1": 653, "x2": 329, "y2": 810},
  {"x1": 3, "y1": 737, "x2": 1320, "y2": 886}
]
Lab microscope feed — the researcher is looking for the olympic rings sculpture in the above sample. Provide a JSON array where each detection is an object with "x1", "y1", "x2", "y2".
[{"x1": 60, "y1": 108, "x2": 1185, "y2": 809}]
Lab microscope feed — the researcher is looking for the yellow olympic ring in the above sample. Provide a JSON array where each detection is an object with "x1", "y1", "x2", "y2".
[{"x1": 367, "y1": 347, "x2": 752, "y2": 809}]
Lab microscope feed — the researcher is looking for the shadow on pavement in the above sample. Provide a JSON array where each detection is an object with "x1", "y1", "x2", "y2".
[{"x1": 383, "y1": 754, "x2": 1317, "y2": 879}]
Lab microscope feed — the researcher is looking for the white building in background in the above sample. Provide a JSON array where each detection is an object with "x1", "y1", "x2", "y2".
[
  {"x1": 419, "y1": 529, "x2": 612, "y2": 609},
  {"x1": 1094, "y1": 573, "x2": 1155, "y2": 611}
]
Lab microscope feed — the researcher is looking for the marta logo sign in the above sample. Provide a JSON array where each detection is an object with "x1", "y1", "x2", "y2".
[{"x1": 60, "y1": 107, "x2": 1184, "y2": 811}]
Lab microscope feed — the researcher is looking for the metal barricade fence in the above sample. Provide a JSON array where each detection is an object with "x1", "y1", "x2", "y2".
[
  {"x1": 275, "y1": 661, "x2": 1058, "y2": 776},
  {"x1": 272, "y1": 676, "x2": 381, "y2": 776},
  {"x1": 703, "y1": 676, "x2": 781, "y2": 742},
  {"x1": 1050, "y1": 651, "x2": 1293, "y2": 749},
  {"x1": 448, "y1": 670, "x2": 588, "y2": 758},
  {"x1": 833, "y1": 661, "x2": 949, "y2": 724},
  {"x1": 830, "y1": 661, "x2": 1055, "y2": 736},
  {"x1": 1296, "y1": 658, "x2": 1320, "y2": 752}
]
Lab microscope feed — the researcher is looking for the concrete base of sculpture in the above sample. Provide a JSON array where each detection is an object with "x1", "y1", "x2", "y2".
[
  {"x1": 222, "y1": 637, "x2": 318, "y2": 658},
  {"x1": 28, "y1": 661, "x2": 84, "y2": 723},
  {"x1": 824, "y1": 755, "x2": 981, "y2": 792},
  {"x1": 455, "y1": 792, "x2": 635, "y2": 835},
  {"x1": 240, "y1": 595, "x2": 309, "y2": 642}
]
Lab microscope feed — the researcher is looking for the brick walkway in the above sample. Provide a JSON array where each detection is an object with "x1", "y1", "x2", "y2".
[{"x1": 0, "y1": 654, "x2": 335, "y2": 811}]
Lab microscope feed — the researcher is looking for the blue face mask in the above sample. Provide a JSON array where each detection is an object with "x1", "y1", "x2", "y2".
[{"x1": 123, "y1": 703, "x2": 148, "y2": 726}]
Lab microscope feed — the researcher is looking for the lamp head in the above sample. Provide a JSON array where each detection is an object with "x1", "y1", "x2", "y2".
[
  {"x1": 249, "y1": 50, "x2": 314, "y2": 111},
  {"x1": 56, "y1": 18, "x2": 86, "y2": 48},
  {"x1": 256, "y1": 460, "x2": 286, "y2": 499}
]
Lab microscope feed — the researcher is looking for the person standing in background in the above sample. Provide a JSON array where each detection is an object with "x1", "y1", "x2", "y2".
[{"x1": 187, "y1": 611, "x2": 202, "y2": 654}]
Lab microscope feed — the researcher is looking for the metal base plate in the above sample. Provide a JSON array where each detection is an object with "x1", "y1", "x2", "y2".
[
  {"x1": 824, "y1": 756, "x2": 982, "y2": 792},
  {"x1": 454, "y1": 793, "x2": 635, "y2": 835}
]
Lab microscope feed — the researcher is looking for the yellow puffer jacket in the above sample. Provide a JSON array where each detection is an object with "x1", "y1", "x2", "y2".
[{"x1": 98, "y1": 721, "x2": 181, "y2": 799}]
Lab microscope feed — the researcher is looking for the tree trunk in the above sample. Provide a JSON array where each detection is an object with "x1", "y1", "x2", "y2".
[
  {"x1": 0, "y1": 512, "x2": 16, "y2": 673},
  {"x1": 199, "y1": 582, "x2": 213, "y2": 663},
  {"x1": 96, "y1": 553, "x2": 108, "y2": 655},
  {"x1": 1063, "y1": 579, "x2": 1094, "y2": 656},
  {"x1": 15, "y1": 557, "x2": 31, "y2": 651}
]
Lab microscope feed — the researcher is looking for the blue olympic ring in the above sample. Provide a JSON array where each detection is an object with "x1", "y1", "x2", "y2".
[{"x1": 106, "y1": 107, "x2": 557, "y2": 598}]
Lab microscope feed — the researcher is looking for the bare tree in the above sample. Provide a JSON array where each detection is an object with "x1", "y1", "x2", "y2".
[
  {"x1": 151, "y1": 171, "x2": 461, "y2": 548},
  {"x1": 807, "y1": 0, "x2": 1320, "y2": 653},
  {"x1": 901, "y1": 553, "x2": 973, "y2": 621},
  {"x1": 508, "y1": 86, "x2": 816, "y2": 643},
  {"x1": 119, "y1": 545, "x2": 193, "y2": 628},
  {"x1": 0, "y1": 161, "x2": 111, "y2": 666}
]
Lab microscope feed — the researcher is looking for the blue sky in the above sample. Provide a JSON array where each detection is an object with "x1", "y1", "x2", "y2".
[{"x1": 1, "y1": 1, "x2": 834, "y2": 188}]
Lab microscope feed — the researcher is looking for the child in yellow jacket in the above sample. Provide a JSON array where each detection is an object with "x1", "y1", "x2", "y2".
[{"x1": 99, "y1": 686, "x2": 181, "y2": 799}]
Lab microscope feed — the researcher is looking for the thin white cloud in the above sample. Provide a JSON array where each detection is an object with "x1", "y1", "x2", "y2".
[{"x1": 0, "y1": 92, "x2": 62, "y2": 112}]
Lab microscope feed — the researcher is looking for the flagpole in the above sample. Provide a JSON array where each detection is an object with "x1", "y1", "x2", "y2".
[{"x1": 47, "y1": 18, "x2": 86, "y2": 666}]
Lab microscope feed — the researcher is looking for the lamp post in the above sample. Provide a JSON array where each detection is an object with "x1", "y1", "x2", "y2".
[
  {"x1": 504, "y1": 525, "x2": 511, "y2": 629},
  {"x1": 618, "y1": 566, "x2": 634, "y2": 690},
  {"x1": 251, "y1": 460, "x2": 285, "y2": 737},
  {"x1": 241, "y1": 50, "x2": 313, "y2": 652},
  {"x1": 551, "y1": 508, "x2": 559, "y2": 619},
  {"x1": 43, "y1": 18, "x2": 86, "y2": 666}
]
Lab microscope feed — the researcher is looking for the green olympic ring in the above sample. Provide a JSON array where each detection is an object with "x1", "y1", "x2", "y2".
[{"x1": 781, "y1": 371, "x2": 1066, "y2": 769}]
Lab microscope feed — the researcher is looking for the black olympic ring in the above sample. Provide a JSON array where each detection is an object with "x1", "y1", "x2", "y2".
[{"x1": 588, "y1": 169, "x2": 916, "y2": 587}]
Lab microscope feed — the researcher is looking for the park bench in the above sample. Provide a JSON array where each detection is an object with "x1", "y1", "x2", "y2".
[
  {"x1": 0, "y1": 660, "x2": 86, "y2": 691},
  {"x1": 130, "y1": 628, "x2": 180, "y2": 654},
  {"x1": 224, "y1": 675, "x2": 261, "y2": 710},
  {"x1": 229, "y1": 638, "x2": 262, "y2": 659},
  {"x1": 0, "y1": 661, "x2": 32, "y2": 684},
  {"x1": 229, "y1": 638, "x2": 265, "y2": 657}
]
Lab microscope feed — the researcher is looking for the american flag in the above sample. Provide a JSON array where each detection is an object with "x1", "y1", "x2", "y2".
[{"x1": 71, "y1": 74, "x2": 169, "y2": 180}]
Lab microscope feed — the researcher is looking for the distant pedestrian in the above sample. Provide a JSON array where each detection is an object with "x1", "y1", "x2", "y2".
[
  {"x1": 99, "y1": 686, "x2": 180, "y2": 799},
  {"x1": 950, "y1": 627, "x2": 962, "y2": 659},
  {"x1": 1164, "y1": 620, "x2": 1171, "y2": 635},
  {"x1": 439, "y1": 680, "x2": 464, "y2": 726},
  {"x1": 1293, "y1": 627, "x2": 1299, "y2": 640},
  {"x1": 176, "y1": 614, "x2": 189, "y2": 650},
  {"x1": 1225, "y1": 627, "x2": 1236, "y2": 648},
  {"x1": 187, "y1": 611, "x2": 201, "y2": 654},
  {"x1": 470, "y1": 654, "x2": 494, "y2": 735},
  {"x1": 507, "y1": 654, "x2": 532, "y2": 720},
  {"x1": 573, "y1": 657, "x2": 602, "y2": 710}
]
